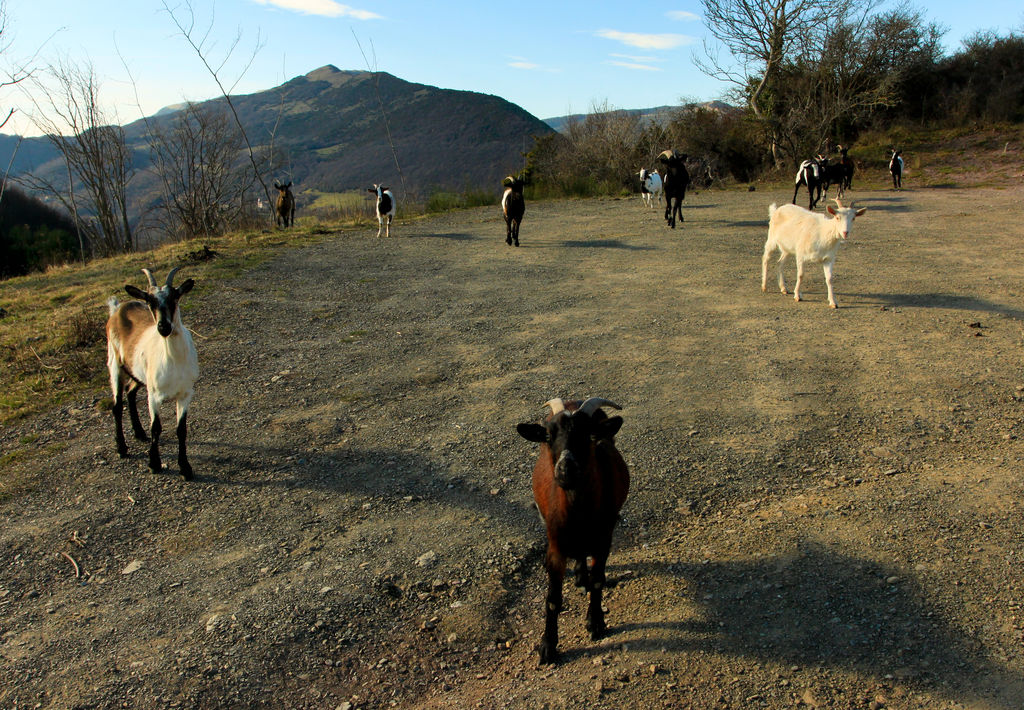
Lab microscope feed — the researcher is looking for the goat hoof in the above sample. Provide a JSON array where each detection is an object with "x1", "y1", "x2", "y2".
[
  {"x1": 537, "y1": 642, "x2": 559, "y2": 665},
  {"x1": 180, "y1": 466, "x2": 194, "y2": 481}
]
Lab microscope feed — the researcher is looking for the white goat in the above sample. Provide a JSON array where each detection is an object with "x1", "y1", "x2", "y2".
[
  {"x1": 106, "y1": 267, "x2": 199, "y2": 479},
  {"x1": 761, "y1": 199, "x2": 867, "y2": 308},
  {"x1": 639, "y1": 168, "x2": 662, "y2": 208},
  {"x1": 368, "y1": 184, "x2": 395, "y2": 237}
]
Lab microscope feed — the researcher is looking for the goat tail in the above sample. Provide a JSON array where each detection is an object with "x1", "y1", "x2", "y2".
[
  {"x1": 107, "y1": 296, "x2": 119, "y2": 316},
  {"x1": 768, "y1": 202, "x2": 778, "y2": 221}
]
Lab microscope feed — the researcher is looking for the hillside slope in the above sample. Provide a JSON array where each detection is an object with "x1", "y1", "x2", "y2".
[{"x1": 0, "y1": 66, "x2": 554, "y2": 201}]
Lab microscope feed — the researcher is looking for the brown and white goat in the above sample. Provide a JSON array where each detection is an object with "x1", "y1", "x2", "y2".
[
  {"x1": 106, "y1": 268, "x2": 199, "y2": 479},
  {"x1": 517, "y1": 397, "x2": 630, "y2": 664},
  {"x1": 274, "y1": 181, "x2": 295, "y2": 227},
  {"x1": 501, "y1": 175, "x2": 525, "y2": 246}
]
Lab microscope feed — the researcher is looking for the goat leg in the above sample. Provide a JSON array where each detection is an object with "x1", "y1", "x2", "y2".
[
  {"x1": 573, "y1": 558, "x2": 588, "y2": 587},
  {"x1": 539, "y1": 550, "x2": 565, "y2": 664},
  {"x1": 112, "y1": 390, "x2": 128, "y2": 458},
  {"x1": 148, "y1": 411, "x2": 163, "y2": 473},
  {"x1": 177, "y1": 411, "x2": 193, "y2": 480},
  {"x1": 585, "y1": 552, "x2": 610, "y2": 640},
  {"x1": 126, "y1": 383, "x2": 148, "y2": 441},
  {"x1": 824, "y1": 261, "x2": 838, "y2": 309}
]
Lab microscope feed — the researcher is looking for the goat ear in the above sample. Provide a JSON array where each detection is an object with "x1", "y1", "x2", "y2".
[
  {"x1": 826, "y1": 206, "x2": 837, "y2": 216},
  {"x1": 855, "y1": 208, "x2": 867, "y2": 217},
  {"x1": 177, "y1": 278, "x2": 195, "y2": 296},
  {"x1": 597, "y1": 416, "x2": 623, "y2": 440},
  {"x1": 125, "y1": 285, "x2": 149, "y2": 301},
  {"x1": 516, "y1": 423, "x2": 547, "y2": 443}
]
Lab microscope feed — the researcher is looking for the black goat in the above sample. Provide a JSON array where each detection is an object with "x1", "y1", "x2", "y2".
[
  {"x1": 820, "y1": 157, "x2": 848, "y2": 200},
  {"x1": 501, "y1": 175, "x2": 526, "y2": 246},
  {"x1": 889, "y1": 150, "x2": 903, "y2": 189},
  {"x1": 658, "y1": 150, "x2": 690, "y2": 228},
  {"x1": 838, "y1": 145, "x2": 855, "y2": 193},
  {"x1": 792, "y1": 158, "x2": 824, "y2": 210}
]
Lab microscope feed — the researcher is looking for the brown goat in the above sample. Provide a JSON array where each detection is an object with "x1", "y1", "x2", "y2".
[
  {"x1": 273, "y1": 181, "x2": 295, "y2": 227},
  {"x1": 517, "y1": 397, "x2": 630, "y2": 663}
]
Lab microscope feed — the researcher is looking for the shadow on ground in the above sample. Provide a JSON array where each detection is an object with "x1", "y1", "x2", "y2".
[
  {"x1": 853, "y1": 292, "x2": 1024, "y2": 320},
  {"x1": 593, "y1": 543, "x2": 1024, "y2": 708},
  {"x1": 560, "y1": 239, "x2": 656, "y2": 251},
  {"x1": 193, "y1": 438, "x2": 538, "y2": 531}
]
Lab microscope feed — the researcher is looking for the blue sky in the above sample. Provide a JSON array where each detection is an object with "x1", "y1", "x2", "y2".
[{"x1": 3, "y1": 0, "x2": 1023, "y2": 137}]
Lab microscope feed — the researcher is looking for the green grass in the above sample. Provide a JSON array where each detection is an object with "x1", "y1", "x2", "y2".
[
  {"x1": 425, "y1": 189, "x2": 498, "y2": 213},
  {"x1": 0, "y1": 222, "x2": 351, "y2": 425}
]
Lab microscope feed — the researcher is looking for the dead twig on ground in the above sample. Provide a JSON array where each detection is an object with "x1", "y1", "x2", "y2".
[
  {"x1": 58, "y1": 551, "x2": 80, "y2": 578},
  {"x1": 29, "y1": 346, "x2": 62, "y2": 371}
]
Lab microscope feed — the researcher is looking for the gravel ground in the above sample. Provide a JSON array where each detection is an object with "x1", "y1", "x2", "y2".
[{"x1": 3, "y1": 184, "x2": 1024, "y2": 709}]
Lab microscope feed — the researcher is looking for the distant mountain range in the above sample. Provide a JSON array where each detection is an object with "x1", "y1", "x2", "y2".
[
  {"x1": 0, "y1": 66, "x2": 555, "y2": 206},
  {"x1": 542, "y1": 101, "x2": 734, "y2": 134},
  {"x1": 0, "y1": 66, "x2": 731, "y2": 214}
]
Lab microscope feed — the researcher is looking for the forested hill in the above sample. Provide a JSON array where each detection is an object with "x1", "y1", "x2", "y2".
[
  {"x1": 205, "y1": 66, "x2": 554, "y2": 192},
  {"x1": 1, "y1": 66, "x2": 555, "y2": 197}
]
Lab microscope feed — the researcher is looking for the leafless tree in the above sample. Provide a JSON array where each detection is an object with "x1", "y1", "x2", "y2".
[
  {"x1": 0, "y1": 0, "x2": 38, "y2": 132},
  {"x1": 160, "y1": 1, "x2": 277, "y2": 218},
  {"x1": 697, "y1": 0, "x2": 874, "y2": 164},
  {"x1": 148, "y1": 102, "x2": 256, "y2": 240},
  {"x1": 24, "y1": 58, "x2": 135, "y2": 255},
  {"x1": 532, "y1": 102, "x2": 645, "y2": 194}
]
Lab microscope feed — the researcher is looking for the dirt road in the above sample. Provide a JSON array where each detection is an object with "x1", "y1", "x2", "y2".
[{"x1": 3, "y1": 184, "x2": 1024, "y2": 709}]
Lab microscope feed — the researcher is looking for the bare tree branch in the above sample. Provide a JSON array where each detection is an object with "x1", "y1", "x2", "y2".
[{"x1": 161, "y1": 1, "x2": 274, "y2": 216}]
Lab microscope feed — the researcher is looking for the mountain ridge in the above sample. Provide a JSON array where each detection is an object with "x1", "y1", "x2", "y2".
[{"x1": 0, "y1": 65, "x2": 555, "y2": 204}]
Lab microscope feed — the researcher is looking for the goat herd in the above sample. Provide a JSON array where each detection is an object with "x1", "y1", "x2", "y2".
[{"x1": 104, "y1": 144, "x2": 902, "y2": 665}]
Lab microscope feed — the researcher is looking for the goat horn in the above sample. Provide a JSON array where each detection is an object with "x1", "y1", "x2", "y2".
[
  {"x1": 544, "y1": 398, "x2": 565, "y2": 415},
  {"x1": 141, "y1": 269, "x2": 158, "y2": 288},
  {"x1": 578, "y1": 398, "x2": 622, "y2": 417},
  {"x1": 166, "y1": 267, "x2": 181, "y2": 289},
  {"x1": 833, "y1": 198, "x2": 845, "y2": 209}
]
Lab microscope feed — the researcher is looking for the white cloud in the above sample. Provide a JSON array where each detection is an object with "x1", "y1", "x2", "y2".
[
  {"x1": 667, "y1": 10, "x2": 700, "y2": 22},
  {"x1": 252, "y1": 0, "x2": 382, "y2": 19},
  {"x1": 507, "y1": 56, "x2": 560, "y2": 72},
  {"x1": 606, "y1": 60, "x2": 661, "y2": 72},
  {"x1": 594, "y1": 30, "x2": 695, "y2": 50},
  {"x1": 610, "y1": 53, "x2": 664, "y2": 63}
]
